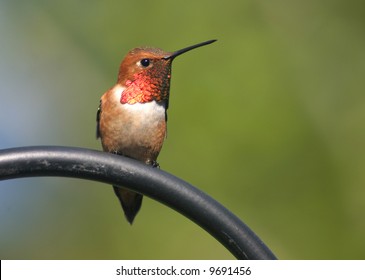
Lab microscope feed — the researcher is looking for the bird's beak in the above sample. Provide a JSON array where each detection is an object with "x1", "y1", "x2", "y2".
[{"x1": 164, "y1": 39, "x2": 217, "y2": 60}]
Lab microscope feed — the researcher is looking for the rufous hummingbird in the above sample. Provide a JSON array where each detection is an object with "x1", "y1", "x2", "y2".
[{"x1": 96, "y1": 39, "x2": 216, "y2": 224}]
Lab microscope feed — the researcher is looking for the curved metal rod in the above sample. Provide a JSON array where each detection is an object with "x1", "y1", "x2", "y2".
[{"x1": 0, "y1": 146, "x2": 277, "y2": 260}]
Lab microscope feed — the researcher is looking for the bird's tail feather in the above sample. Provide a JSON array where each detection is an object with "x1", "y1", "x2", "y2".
[{"x1": 113, "y1": 186, "x2": 143, "y2": 224}]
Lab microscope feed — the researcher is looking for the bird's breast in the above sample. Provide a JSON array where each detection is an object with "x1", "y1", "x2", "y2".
[{"x1": 99, "y1": 85, "x2": 167, "y2": 161}]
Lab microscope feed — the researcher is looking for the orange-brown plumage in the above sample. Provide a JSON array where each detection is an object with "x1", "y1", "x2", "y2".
[
  {"x1": 97, "y1": 40, "x2": 216, "y2": 224},
  {"x1": 99, "y1": 86, "x2": 167, "y2": 161}
]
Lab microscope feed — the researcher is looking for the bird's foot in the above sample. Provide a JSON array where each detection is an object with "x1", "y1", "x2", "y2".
[{"x1": 146, "y1": 159, "x2": 160, "y2": 168}]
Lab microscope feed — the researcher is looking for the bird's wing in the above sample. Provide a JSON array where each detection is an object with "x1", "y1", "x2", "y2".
[{"x1": 96, "y1": 100, "x2": 102, "y2": 139}]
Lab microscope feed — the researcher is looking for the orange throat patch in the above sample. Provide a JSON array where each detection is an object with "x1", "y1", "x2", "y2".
[{"x1": 120, "y1": 72, "x2": 170, "y2": 105}]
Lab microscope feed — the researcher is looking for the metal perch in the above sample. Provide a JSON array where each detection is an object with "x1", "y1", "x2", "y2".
[{"x1": 0, "y1": 146, "x2": 277, "y2": 260}]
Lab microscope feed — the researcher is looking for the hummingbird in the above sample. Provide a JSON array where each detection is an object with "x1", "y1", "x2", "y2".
[{"x1": 96, "y1": 39, "x2": 216, "y2": 224}]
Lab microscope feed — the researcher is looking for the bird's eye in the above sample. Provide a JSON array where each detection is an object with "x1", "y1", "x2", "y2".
[{"x1": 140, "y1": 58, "x2": 150, "y2": 67}]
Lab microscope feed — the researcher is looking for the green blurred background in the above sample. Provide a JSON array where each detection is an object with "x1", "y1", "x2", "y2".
[{"x1": 1, "y1": 0, "x2": 364, "y2": 259}]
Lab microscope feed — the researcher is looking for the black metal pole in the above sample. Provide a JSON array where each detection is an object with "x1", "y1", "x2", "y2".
[{"x1": 0, "y1": 146, "x2": 277, "y2": 260}]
